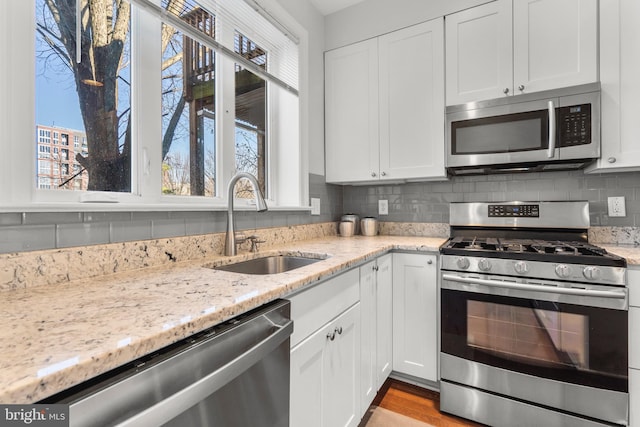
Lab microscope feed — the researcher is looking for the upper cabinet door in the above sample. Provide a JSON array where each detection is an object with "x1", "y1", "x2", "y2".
[
  {"x1": 325, "y1": 39, "x2": 379, "y2": 183},
  {"x1": 445, "y1": 0, "x2": 512, "y2": 105},
  {"x1": 379, "y1": 19, "x2": 446, "y2": 180},
  {"x1": 587, "y1": 0, "x2": 640, "y2": 173},
  {"x1": 513, "y1": 0, "x2": 598, "y2": 94}
]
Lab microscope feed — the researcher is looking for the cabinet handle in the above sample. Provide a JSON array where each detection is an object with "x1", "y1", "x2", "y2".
[
  {"x1": 371, "y1": 172, "x2": 377, "y2": 177},
  {"x1": 503, "y1": 88, "x2": 510, "y2": 94},
  {"x1": 427, "y1": 259, "x2": 433, "y2": 265},
  {"x1": 518, "y1": 84, "x2": 525, "y2": 91},
  {"x1": 608, "y1": 157, "x2": 617, "y2": 164},
  {"x1": 326, "y1": 331, "x2": 336, "y2": 341},
  {"x1": 381, "y1": 171, "x2": 386, "y2": 177},
  {"x1": 335, "y1": 326, "x2": 343, "y2": 335},
  {"x1": 373, "y1": 265, "x2": 379, "y2": 272}
]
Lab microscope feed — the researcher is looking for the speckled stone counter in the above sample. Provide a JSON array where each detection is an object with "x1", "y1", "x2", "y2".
[
  {"x1": 3, "y1": 219, "x2": 639, "y2": 405},
  {"x1": 0, "y1": 234, "x2": 445, "y2": 404},
  {"x1": 590, "y1": 226, "x2": 640, "y2": 265},
  {"x1": 601, "y1": 245, "x2": 640, "y2": 266}
]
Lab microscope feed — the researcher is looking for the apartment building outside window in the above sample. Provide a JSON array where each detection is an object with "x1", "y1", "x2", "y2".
[{"x1": 35, "y1": 124, "x2": 89, "y2": 190}]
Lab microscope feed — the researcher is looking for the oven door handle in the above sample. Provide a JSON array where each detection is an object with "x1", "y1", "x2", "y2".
[{"x1": 442, "y1": 274, "x2": 627, "y2": 299}]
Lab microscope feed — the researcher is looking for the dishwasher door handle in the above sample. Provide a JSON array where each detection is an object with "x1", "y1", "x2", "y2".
[{"x1": 115, "y1": 319, "x2": 293, "y2": 427}]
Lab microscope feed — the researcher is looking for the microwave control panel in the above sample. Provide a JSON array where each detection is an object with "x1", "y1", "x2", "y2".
[
  {"x1": 488, "y1": 204, "x2": 540, "y2": 217},
  {"x1": 557, "y1": 104, "x2": 591, "y2": 147}
]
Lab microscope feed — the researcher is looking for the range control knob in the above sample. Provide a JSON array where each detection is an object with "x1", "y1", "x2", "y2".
[
  {"x1": 583, "y1": 266, "x2": 602, "y2": 280},
  {"x1": 514, "y1": 261, "x2": 529, "y2": 274},
  {"x1": 478, "y1": 258, "x2": 492, "y2": 272},
  {"x1": 555, "y1": 264, "x2": 572, "y2": 278},
  {"x1": 456, "y1": 257, "x2": 470, "y2": 269}
]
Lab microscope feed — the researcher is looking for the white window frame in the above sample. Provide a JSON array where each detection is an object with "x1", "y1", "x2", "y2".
[{"x1": 0, "y1": 0, "x2": 308, "y2": 212}]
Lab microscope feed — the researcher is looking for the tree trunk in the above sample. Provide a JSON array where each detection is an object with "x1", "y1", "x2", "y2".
[{"x1": 46, "y1": 0, "x2": 131, "y2": 192}]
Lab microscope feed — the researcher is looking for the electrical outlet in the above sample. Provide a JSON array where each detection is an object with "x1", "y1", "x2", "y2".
[
  {"x1": 310, "y1": 198, "x2": 320, "y2": 216},
  {"x1": 378, "y1": 199, "x2": 389, "y2": 216},
  {"x1": 607, "y1": 196, "x2": 626, "y2": 217}
]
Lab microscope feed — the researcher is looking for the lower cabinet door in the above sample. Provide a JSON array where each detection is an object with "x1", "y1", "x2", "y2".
[
  {"x1": 375, "y1": 254, "x2": 393, "y2": 389},
  {"x1": 392, "y1": 253, "x2": 438, "y2": 382},
  {"x1": 360, "y1": 254, "x2": 393, "y2": 417},
  {"x1": 325, "y1": 304, "x2": 360, "y2": 427},
  {"x1": 290, "y1": 303, "x2": 360, "y2": 427},
  {"x1": 359, "y1": 260, "x2": 377, "y2": 417}
]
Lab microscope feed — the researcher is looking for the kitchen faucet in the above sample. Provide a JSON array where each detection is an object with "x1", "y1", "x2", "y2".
[{"x1": 225, "y1": 172, "x2": 268, "y2": 256}]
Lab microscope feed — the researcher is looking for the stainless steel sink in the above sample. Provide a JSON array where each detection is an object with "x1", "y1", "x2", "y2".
[{"x1": 212, "y1": 255, "x2": 324, "y2": 275}]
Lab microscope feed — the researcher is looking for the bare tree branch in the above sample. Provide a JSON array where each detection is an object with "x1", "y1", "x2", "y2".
[
  {"x1": 162, "y1": 53, "x2": 183, "y2": 71},
  {"x1": 36, "y1": 25, "x2": 72, "y2": 67},
  {"x1": 162, "y1": 95, "x2": 186, "y2": 160}
]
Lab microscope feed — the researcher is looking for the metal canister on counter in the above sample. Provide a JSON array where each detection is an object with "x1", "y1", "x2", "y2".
[
  {"x1": 341, "y1": 214, "x2": 360, "y2": 235},
  {"x1": 361, "y1": 217, "x2": 378, "y2": 236}
]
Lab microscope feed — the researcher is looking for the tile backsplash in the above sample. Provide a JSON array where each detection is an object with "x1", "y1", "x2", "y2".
[
  {"x1": 343, "y1": 169, "x2": 640, "y2": 228},
  {"x1": 1, "y1": 169, "x2": 640, "y2": 253},
  {"x1": 0, "y1": 174, "x2": 344, "y2": 254}
]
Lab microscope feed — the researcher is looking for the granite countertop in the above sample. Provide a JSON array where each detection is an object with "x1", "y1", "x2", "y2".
[
  {"x1": 2, "y1": 231, "x2": 639, "y2": 405},
  {"x1": 601, "y1": 245, "x2": 640, "y2": 266},
  {"x1": 0, "y1": 235, "x2": 446, "y2": 404}
]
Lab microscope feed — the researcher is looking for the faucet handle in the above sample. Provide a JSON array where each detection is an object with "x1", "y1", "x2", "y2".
[
  {"x1": 234, "y1": 233, "x2": 248, "y2": 244},
  {"x1": 246, "y1": 235, "x2": 266, "y2": 252}
]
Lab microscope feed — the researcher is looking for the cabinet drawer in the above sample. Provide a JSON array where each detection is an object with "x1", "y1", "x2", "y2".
[
  {"x1": 629, "y1": 268, "x2": 640, "y2": 307},
  {"x1": 288, "y1": 268, "x2": 359, "y2": 347}
]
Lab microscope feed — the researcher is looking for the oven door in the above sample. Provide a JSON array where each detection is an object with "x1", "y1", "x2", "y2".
[{"x1": 440, "y1": 272, "x2": 628, "y2": 425}]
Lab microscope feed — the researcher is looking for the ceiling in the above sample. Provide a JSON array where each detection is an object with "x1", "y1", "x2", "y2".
[{"x1": 309, "y1": 0, "x2": 366, "y2": 15}]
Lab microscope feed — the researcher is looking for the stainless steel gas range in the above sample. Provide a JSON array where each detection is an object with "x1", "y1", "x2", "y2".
[{"x1": 439, "y1": 201, "x2": 628, "y2": 427}]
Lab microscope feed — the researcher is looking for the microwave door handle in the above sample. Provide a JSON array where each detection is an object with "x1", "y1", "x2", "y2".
[{"x1": 547, "y1": 100, "x2": 556, "y2": 158}]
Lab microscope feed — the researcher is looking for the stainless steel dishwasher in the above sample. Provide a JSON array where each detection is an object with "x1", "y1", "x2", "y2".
[{"x1": 46, "y1": 299, "x2": 292, "y2": 427}]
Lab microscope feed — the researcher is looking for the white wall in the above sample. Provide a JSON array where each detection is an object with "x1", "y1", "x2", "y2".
[
  {"x1": 325, "y1": 0, "x2": 490, "y2": 50},
  {"x1": 275, "y1": 0, "x2": 327, "y2": 176}
]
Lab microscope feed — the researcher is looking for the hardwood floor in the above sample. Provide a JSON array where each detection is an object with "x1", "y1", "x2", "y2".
[{"x1": 371, "y1": 378, "x2": 485, "y2": 427}]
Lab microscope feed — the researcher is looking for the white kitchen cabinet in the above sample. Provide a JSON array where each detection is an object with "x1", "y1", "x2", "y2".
[
  {"x1": 513, "y1": 0, "x2": 597, "y2": 95},
  {"x1": 325, "y1": 19, "x2": 445, "y2": 183},
  {"x1": 377, "y1": 19, "x2": 445, "y2": 181},
  {"x1": 290, "y1": 304, "x2": 360, "y2": 427},
  {"x1": 587, "y1": 0, "x2": 640, "y2": 173},
  {"x1": 445, "y1": 0, "x2": 598, "y2": 105},
  {"x1": 445, "y1": 0, "x2": 512, "y2": 105},
  {"x1": 325, "y1": 38, "x2": 379, "y2": 183},
  {"x1": 289, "y1": 269, "x2": 361, "y2": 427},
  {"x1": 375, "y1": 255, "x2": 393, "y2": 388},
  {"x1": 392, "y1": 252, "x2": 438, "y2": 382},
  {"x1": 359, "y1": 254, "x2": 393, "y2": 416}
]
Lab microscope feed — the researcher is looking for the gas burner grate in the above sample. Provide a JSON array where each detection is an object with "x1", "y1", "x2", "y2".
[{"x1": 440, "y1": 236, "x2": 626, "y2": 267}]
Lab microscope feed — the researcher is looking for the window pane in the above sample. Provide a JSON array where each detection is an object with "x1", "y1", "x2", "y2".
[
  {"x1": 161, "y1": 4, "x2": 216, "y2": 197},
  {"x1": 35, "y1": 0, "x2": 131, "y2": 192},
  {"x1": 234, "y1": 32, "x2": 267, "y2": 199}
]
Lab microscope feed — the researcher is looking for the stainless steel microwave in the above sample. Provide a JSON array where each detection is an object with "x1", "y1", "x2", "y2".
[{"x1": 445, "y1": 83, "x2": 600, "y2": 175}]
